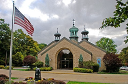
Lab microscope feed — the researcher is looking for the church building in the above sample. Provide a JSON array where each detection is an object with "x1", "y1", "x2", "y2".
[{"x1": 38, "y1": 20, "x2": 106, "y2": 71}]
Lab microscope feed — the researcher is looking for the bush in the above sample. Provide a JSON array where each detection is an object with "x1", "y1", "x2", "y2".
[
  {"x1": 40, "y1": 67, "x2": 52, "y2": 71},
  {"x1": 11, "y1": 82, "x2": 26, "y2": 84},
  {"x1": 33, "y1": 67, "x2": 37, "y2": 71},
  {"x1": 83, "y1": 61, "x2": 94, "y2": 69},
  {"x1": 45, "y1": 54, "x2": 49, "y2": 67},
  {"x1": 103, "y1": 53, "x2": 122, "y2": 72},
  {"x1": 23, "y1": 55, "x2": 37, "y2": 70},
  {"x1": 0, "y1": 74, "x2": 9, "y2": 84},
  {"x1": 79, "y1": 54, "x2": 83, "y2": 68},
  {"x1": 0, "y1": 77, "x2": 8, "y2": 84},
  {"x1": 0, "y1": 65, "x2": 5, "y2": 69},
  {"x1": 33, "y1": 61, "x2": 43, "y2": 68},
  {"x1": 36, "y1": 80, "x2": 66, "y2": 84},
  {"x1": 73, "y1": 67, "x2": 93, "y2": 73},
  {"x1": 0, "y1": 74, "x2": 9, "y2": 79},
  {"x1": 93, "y1": 63, "x2": 99, "y2": 72},
  {"x1": 5, "y1": 66, "x2": 14, "y2": 70}
]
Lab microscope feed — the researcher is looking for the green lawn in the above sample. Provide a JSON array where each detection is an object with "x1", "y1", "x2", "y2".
[
  {"x1": 11, "y1": 77, "x2": 18, "y2": 79},
  {"x1": 67, "y1": 81, "x2": 112, "y2": 84},
  {"x1": 13, "y1": 69, "x2": 30, "y2": 71},
  {"x1": 98, "y1": 70, "x2": 128, "y2": 74}
]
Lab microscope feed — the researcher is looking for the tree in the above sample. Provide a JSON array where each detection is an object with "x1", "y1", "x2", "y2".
[
  {"x1": 23, "y1": 55, "x2": 37, "y2": 69},
  {"x1": 96, "y1": 37, "x2": 117, "y2": 53},
  {"x1": 12, "y1": 52, "x2": 24, "y2": 66},
  {"x1": 0, "y1": 19, "x2": 11, "y2": 65},
  {"x1": 103, "y1": 53, "x2": 122, "y2": 72},
  {"x1": 13, "y1": 29, "x2": 41, "y2": 57},
  {"x1": 100, "y1": 0, "x2": 128, "y2": 43},
  {"x1": 38, "y1": 43, "x2": 47, "y2": 50},
  {"x1": 45, "y1": 54, "x2": 49, "y2": 67},
  {"x1": 119, "y1": 46, "x2": 128, "y2": 66},
  {"x1": 79, "y1": 54, "x2": 83, "y2": 68}
]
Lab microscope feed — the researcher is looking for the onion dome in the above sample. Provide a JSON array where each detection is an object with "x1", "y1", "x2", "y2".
[
  {"x1": 69, "y1": 19, "x2": 79, "y2": 41},
  {"x1": 54, "y1": 28, "x2": 61, "y2": 41},
  {"x1": 81, "y1": 25, "x2": 89, "y2": 41}
]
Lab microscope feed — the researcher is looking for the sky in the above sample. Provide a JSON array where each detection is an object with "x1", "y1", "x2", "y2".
[{"x1": 0, "y1": 0, "x2": 127, "y2": 53}]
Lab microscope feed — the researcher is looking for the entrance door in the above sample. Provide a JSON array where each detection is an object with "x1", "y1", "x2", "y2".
[
  {"x1": 61, "y1": 60, "x2": 69, "y2": 68},
  {"x1": 57, "y1": 49, "x2": 73, "y2": 69}
]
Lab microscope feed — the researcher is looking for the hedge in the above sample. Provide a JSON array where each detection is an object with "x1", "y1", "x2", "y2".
[
  {"x1": 33, "y1": 67, "x2": 53, "y2": 71},
  {"x1": 0, "y1": 65, "x2": 5, "y2": 69},
  {"x1": 73, "y1": 67, "x2": 93, "y2": 73}
]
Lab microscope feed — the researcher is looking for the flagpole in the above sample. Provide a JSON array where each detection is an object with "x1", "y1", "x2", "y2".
[{"x1": 9, "y1": 1, "x2": 14, "y2": 83}]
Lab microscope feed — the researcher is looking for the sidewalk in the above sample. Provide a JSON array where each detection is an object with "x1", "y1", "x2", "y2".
[{"x1": 0, "y1": 69, "x2": 128, "y2": 84}]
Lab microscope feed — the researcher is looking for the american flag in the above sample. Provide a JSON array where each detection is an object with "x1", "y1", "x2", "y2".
[{"x1": 14, "y1": 7, "x2": 34, "y2": 36}]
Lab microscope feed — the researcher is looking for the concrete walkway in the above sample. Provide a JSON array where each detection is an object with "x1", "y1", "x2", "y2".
[{"x1": 0, "y1": 69, "x2": 128, "y2": 84}]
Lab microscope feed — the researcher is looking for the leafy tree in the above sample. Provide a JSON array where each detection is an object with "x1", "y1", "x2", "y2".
[
  {"x1": 100, "y1": 0, "x2": 128, "y2": 43},
  {"x1": 103, "y1": 53, "x2": 122, "y2": 72},
  {"x1": 13, "y1": 29, "x2": 41, "y2": 57},
  {"x1": 119, "y1": 46, "x2": 128, "y2": 66},
  {"x1": 79, "y1": 54, "x2": 83, "y2": 68},
  {"x1": 0, "y1": 19, "x2": 11, "y2": 65},
  {"x1": 23, "y1": 55, "x2": 37, "y2": 69},
  {"x1": 96, "y1": 37, "x2": 117, "y2": 53},
  {"x1": 12, "y1": 52, "x2": 24, "y2": 66},
  {"x1": 38, "y1": 43, "x2": 47, "y2": 50},
  {"x1": 45, "y1": 54, "x2": 49, "y2": 67}
]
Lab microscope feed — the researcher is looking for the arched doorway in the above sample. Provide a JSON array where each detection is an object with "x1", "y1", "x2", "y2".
[{"x1": 57, "y1": 49, "x2": 73, "y2": 69}]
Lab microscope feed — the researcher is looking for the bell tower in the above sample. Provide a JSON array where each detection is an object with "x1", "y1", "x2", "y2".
[
  {"x1": 69, "y1": 19, "x2": 79, "y2": 41},
  {"x1": 54, "y1": 28, "x2": 61, "y2": 41},
  {"x1": 81, "y1": 25, "x2": 89, "y2": 41}
]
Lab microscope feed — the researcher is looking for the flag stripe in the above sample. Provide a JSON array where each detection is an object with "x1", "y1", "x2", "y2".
[{"x1": 14, "y1": 7, "x2": 34, "y2": 36}]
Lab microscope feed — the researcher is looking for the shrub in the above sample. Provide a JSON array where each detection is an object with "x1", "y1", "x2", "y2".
[
  {"x1": 11, "y1": 82, "x2": 26, "y2": 84},
  {"x1": 0, "y1": 65, "x2": 5, "y2": 69},
  {"x1": 33, "y1": 61, "x2": 43, "y2": 68},
  {"x1": 5, "y1": 66, "x2": 14, "y2": 70},
  {"x1": 0, "y1": 74, "x2": 9, "y2": 79},
  {"x1": 93, "y1": 63, "x2": 99, "y2": 72},
  {"x1": 0, "y1": 77, "x2": 8, "y2": 84},
  {"x1": 5, "y1": 81, "x2": 14, "y2": 84},
  {"x1": 78, "y1": 54, "x2": 83, "y2": 68},
  {"x1": 73, "y1": 67, "x2": 93, "y2": 73},
  {"x1": 83, "y1": 61, "x2": 94, "y2": 69},
  {"x1": 36, "y1": 80, "x2": 66, "y2": 84},
  {"x1": 23, "y1": 55, "x2": 37, "y2": 70},
  {"x1": 33, "y1": 67, "x2": 37, "y2": 71},
  {"x1": 40, "y1": 67, "x2": 46, "y2": 71},
  {"x1": 0, "y1": 74, "x2": 9, "y2": 84},
  {"x1": 103, "y1": 53, "x2": 122, "y2": 72},
  {"x1": 45, "y1": 54, "x2": 49, "y2": 67},
  {"x1": 40, "y1": 67, "x2": 52, "y2": 71}
]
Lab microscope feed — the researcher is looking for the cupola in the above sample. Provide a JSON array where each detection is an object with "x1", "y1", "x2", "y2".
[
  {"x1": 81, "y1": 25, "x2": 89, "y2": 41},
  {"x1": 69, "y1": 19, "x2": 79, "y2": 41},
  {"x1": 54, "y1": 28, "x2": 61, "y2": 41}
]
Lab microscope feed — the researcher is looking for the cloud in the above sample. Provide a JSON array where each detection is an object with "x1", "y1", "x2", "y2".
[{"x1": 1, "y1": 0, "x2": 127, "y2": 53}]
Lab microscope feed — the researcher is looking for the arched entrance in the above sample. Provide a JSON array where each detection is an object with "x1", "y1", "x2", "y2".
[{"x1": 57, "y1": 49, "x2": 73, "y2": 69}]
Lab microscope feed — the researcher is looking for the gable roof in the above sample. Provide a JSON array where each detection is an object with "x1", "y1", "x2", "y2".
[
  {"x1": 79, "y1": 40, "x2": 106, "y2": 53},
  {"x1": 39, "y1": 37, "x2": 92, "y2": 56},
  {"x1": 38, "y1": 41, "x2": 55, "y2": 54}
]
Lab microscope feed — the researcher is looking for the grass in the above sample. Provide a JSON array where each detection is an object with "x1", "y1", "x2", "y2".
[
  {"x1": 97, "y1": 70, "x2": 128, "y2": 74},
  {"x1": 13, "y1": 69, "x2": 30, "y2": 71},
  {"x1": 11, "y1": 77, "x2": 18, "y2": 79},
  {"x1": 67, "y1": 81, "x2": 112, "y2": 84}
]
